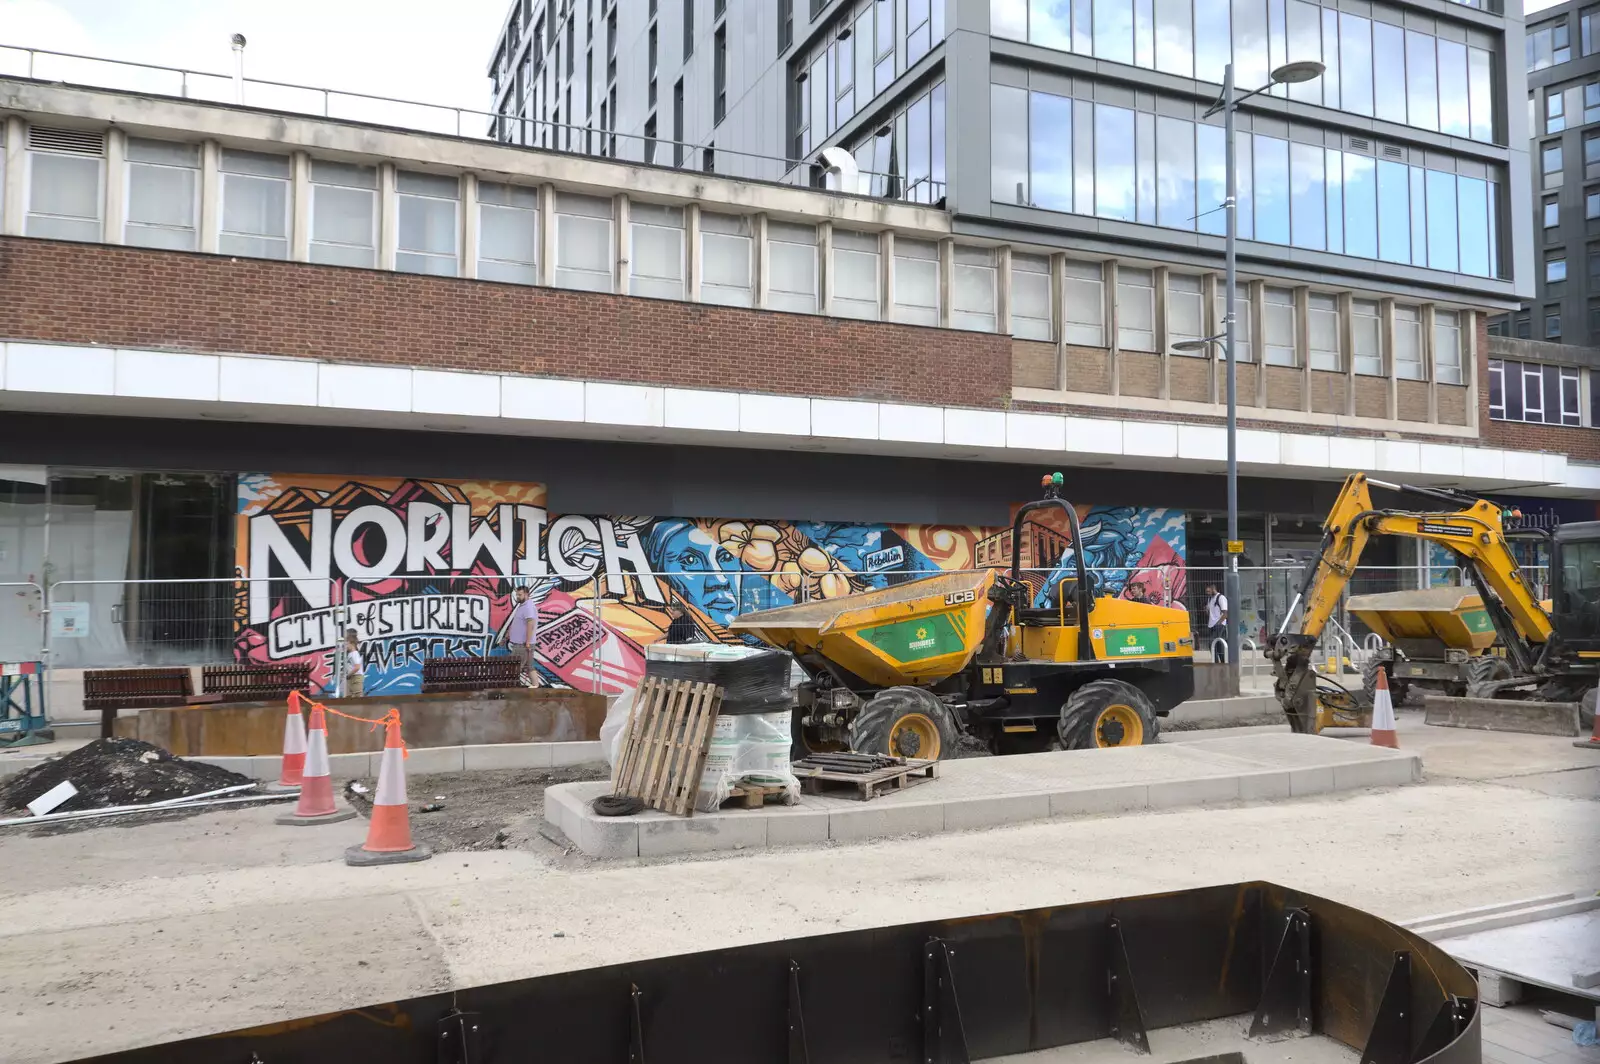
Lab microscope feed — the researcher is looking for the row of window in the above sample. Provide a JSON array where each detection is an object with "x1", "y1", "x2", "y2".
[
  {"x1": 1488, "y1": 359, "x2": 1584, "y2": 427},
  {"x1": 791, "y1": 0, "x2": 947, "y2": 160},
  {"x1": 1540, "y1": 133, "x2": 1600, "y2": 192},
  {"x1": 1526, "y1": 9, "x2": 1600, "y2": 74},
  {"x1": 1540, "y1": 82, "x2": 1600, "y2": 136},
  {"x1": 991, "y1": 87, "x2": 1503, "y2": 278},
  {"x1": 992, "y1": 0, "x2": 1497, "y2": 144},
  {"x1": 0, "y1": 124, "x2": 1469, "y2": 384}
]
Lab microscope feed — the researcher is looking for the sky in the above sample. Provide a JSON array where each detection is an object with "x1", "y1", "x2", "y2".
[{"x1": 0, "y1": 0, "x2": 507, "y2": 113}]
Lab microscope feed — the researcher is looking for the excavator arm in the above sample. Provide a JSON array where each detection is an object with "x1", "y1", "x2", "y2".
[{"x1": 1267, "y1": 472, "x2": 1554, "y2": 732}]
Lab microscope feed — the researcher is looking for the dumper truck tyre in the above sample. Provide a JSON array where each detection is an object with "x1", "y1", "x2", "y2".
[
  {"x1": 1361, "y1": 658, "x2": 1410, "y2": 708},
  {"x1": 1058, "y1": 679, "x2": 1157, "y2": 750},
  {"x1": 850, "y1": 687, "x2": 960, "y2": 760},
  {"x1": 1464, "y1": 655, "x2": 1513, "y2": 699}
]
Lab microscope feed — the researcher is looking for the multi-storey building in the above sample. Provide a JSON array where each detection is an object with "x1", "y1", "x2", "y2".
[{"x1": 0, "y1": 10, "x2": 1585, "y2": 703}]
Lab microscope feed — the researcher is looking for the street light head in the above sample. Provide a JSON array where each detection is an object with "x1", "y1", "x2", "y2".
[
  {"x1": 1270, "y1": 60, "x2": 1325, "y2": 84},
  {"x1": 1171, "y1": 339, "x2": 1214, "y2": 352}
]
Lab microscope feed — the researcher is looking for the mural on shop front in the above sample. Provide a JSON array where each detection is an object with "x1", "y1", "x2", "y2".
[{"x1": 234, "y1": 474, "x2": 1187, "y2": 696}]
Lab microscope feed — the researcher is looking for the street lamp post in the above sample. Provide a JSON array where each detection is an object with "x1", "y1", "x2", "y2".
[{"x1": 1177, "y1": 59, "x2": 1323, "y2": 683}]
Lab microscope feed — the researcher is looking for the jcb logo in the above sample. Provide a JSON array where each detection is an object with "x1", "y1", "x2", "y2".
[{"x1": 944, "y1": 590, "x2": 976, "y2": 605}]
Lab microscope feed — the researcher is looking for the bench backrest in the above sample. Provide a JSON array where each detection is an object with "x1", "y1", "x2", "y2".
[{"x1": 82, "y1": 667, "x2": 193, "y2": 701}]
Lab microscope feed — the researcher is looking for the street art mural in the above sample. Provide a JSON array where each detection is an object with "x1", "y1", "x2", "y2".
[{"x1": 235, "y1": 474, "x2": 1187, "y2": 696}]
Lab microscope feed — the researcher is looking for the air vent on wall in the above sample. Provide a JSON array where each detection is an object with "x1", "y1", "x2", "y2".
[
  {"x1": 1347, "y1": 136, "x2": 1371, "y2": 153},
  {"x1": 26, "y1": 126, "x2": 105, "y2": 157},
  {"x1": 1380, "y1": 144, "x2": 1404, "y2": 160}
]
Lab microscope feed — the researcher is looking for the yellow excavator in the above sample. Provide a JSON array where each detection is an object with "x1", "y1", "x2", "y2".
[{"x1": 1268, "y1": 472, "x2": 1600, "y2": 733}]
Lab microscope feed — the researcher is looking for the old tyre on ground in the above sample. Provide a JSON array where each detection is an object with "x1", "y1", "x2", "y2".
[
  {"x1": 849, "y1": 686, "x2": 961, "y2": 760},
  {"x1": 1464, "y1": 654, "x2": 1513, "y2": 699},
  {"x1": 1057, "y1": 679, "x2": 1157, "y2": 750},
  {"x1": 1361, "y1": 657, "x2": 1411, "y2": 708}
]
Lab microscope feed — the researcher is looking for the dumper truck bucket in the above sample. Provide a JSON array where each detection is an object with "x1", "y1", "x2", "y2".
[
  {"x1": 71, "y1": 881, "x2": 1481, "y2": 1064},
  {"x1": 729, "y1": 569, "x2": 997, "y2": 688},
  {"x1": 1347, "y1": 588, "x2": 1497, "y2": 651}
]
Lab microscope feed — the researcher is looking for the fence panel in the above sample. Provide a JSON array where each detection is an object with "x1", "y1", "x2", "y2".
[{"x1": 0, "y1": 581, "x2": 45, "y2": 664}]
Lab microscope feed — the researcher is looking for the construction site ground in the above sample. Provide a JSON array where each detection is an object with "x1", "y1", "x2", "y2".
[{"x1": 0, "y1": 710, "x2": 1594, "y2": 1064}]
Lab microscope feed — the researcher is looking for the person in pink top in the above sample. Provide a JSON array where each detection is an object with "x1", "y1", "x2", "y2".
[{"x1": 504, "y1": 585, "x2": 541, "y2": 686}]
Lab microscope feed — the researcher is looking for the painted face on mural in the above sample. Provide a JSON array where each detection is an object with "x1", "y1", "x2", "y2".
[{"x1": 646, "y1": 520, "x2": 743, "y2": 626}]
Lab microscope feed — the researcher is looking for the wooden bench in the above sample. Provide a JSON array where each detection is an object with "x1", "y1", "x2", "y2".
[
  {"x1": 201, "y1": 663, "x2": 313, "y2": 703},
  {"x1": 421, "y1": 657, "x2": 523, "y2": 693},
  {"x1": 83, "y1": 667, "x2": 197, "y2": 738}
]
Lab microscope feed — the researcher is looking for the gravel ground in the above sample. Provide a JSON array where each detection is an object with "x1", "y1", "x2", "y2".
[{"x1": 340, "y1": 765, "x2": 610, "y2": 853}]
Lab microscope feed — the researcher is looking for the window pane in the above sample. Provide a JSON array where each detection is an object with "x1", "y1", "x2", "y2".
[
  {"x1": 1263, "y1": 287, "x2": 1296, "y2": 365},
  {"x1": 1094, "y1": 105, "x2": 1135, "y2": 221},
  {"x1": 1063, "y1": 260, "x2": 1105, "y2": 346},
  {"x1": 1168, "y1": 273, "x2": 1205, "y2": 349},
  {"x1": 1468, "y1": 48, "x2": 1493, "y2": 142},
  {"x1": 1194, "y1": 0, "x2": 1230, "y2": 83},
  {"x1": 1404, "y1": 31, "x2": 1438, "y2": 131},
  {"x1": 991, "y1": 85, "x2": 1029, "y2": 205},
  {"x1": 953, "y1": 257, "x2": 997, "y2": 332},
  {"x1": 312, "y1": 185, "x2": 374, "y2": 250},
  {"x1": 1030, "y1": 90, "x2": 1073, "y2": 211},
  {"x1": 1285, "y1": 0, "x2": 1321, "y2": 104},
  {"x1": 1376, "y1": 160, "x2": 1409, "y2": 264},
  {"x1": 1457, "y1": 177, "x2": 1489, "y2": 278},
  {"x1": 892, "y1": 241, "x2": 937, "y2": 325},
  {"x1": 1340, "y1": 14, "x2": 1373, "y2": 117},
  {"x1": 1425, "y1": 170, "x2": 1457, "y2": 273},
  {"x1": 1233, "y1": 0, "x2": 1268, "y2": 90},
  {"x1": 1352, "y1": 299, "x2": 1382, "y2": 375},
  {"x1": 1253, "y1": 135, "x2": 1289, "y2": 245},
  {"x1": 769, "y1": 239, "x2": 817, "y2": 313},
  {"x1": 398, "y1": 195, "x2": 457, "y2": 257},
  {"x1": 1325, "y1": 146, "x2": 1343, "y2": 254},
  {"x1": 1028, "y1": 0, "x2": 1071, "y2": 49},
  {"x1": 1289, "y1": 142, "x2": 1324, "y2": 250},
  {"x1": 1136, "y1": 111, "x2": 1156, "y2": 224},
  {"x1": 1548, "y1": 255, "x2": 1567, "y2": 283},
  {"x1": 28, "y1": 153, "x2": 100, "y2": 235},
  {"x1": 1433, "y1": 310, "x2": 1462, "y2": 384},
  {"x1": 1436, "y1": 41, "x2": 1469, "y2": 138},
  {"x1": 1308, "y1": 293, "x2": 1339, "y2": 370},
  {"x1": 1197, "y1": 123, "x2": 1226, "y2": 237},
  {"x1": 1012, "y1": 253, "x2": 1053, "y2": 340},
  {"x1": 1154, "y1": 0, "x2": 1193, "y2": 75},
  {"x1": 555, "y1": 214, "x2": 613, "y2": 291},
  {"x1": 1116, "y1": 267, "x2": 1155, "y2": 351},
  {"x1": 1095, "y1": 0, "x2": 1134, "y2": 64},
  {"x1": 995, "y1": 0, "x2": 1029, "y2": 39},
  {"x1": 1373, "y1": 22, "x2": 1407, "y2": 125},
  {"x1": 631, "y1": 214, "x2": 685, "y2": 301},
  {"x1": 1394, "y1": 306, "x2": 1423, "y2": 379},
  {"x1": 1156, "y1": 116, "x2": 1195, "y2": 229},
  {"x1": 128, "y1": 163, "x2": 196, "y2": 230}
]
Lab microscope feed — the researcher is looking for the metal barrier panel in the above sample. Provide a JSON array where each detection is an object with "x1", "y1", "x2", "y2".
[{"x1": 0, "y1": 581, "x2": 44, "y2": 665}]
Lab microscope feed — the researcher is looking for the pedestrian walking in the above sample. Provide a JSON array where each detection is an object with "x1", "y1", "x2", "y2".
[
  {"x1": 1203, "y1": 582, "x2": 1229, "y2": 663},
  {"x1": 342, "y1": 628, "x2": 365, "y2": 698},
  {"x1": 505, "y1": 584, "x2": 541, "y2": 686}
]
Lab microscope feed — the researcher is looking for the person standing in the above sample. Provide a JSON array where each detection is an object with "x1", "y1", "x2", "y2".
[
  {"x1": 342, "y1": 629, "x2": 364, "y2": 698},
  {"x1": 664, "y1": 600, "x2": 703, "y2": 645},
  {"x1": 505, "y1": 585, "x2": 541, "y2": 686},
  {"x1": 1204, "y1": 583, "x2": 1229, "y2": 663}
]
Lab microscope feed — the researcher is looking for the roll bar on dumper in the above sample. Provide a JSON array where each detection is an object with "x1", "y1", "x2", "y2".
[{"x1": 1267, "y1": 472, "x2": 1600, "y2": 733}]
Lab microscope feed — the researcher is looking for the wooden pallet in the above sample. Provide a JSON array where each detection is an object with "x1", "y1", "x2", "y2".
[
  {"x1": 723, "y1": 782, "x2": 792, "y2": 809},
  {"x1": 611, "y1": 677, "x2": 723, "y2": 816},
  {"x1": 791, "y1": 758, "x2": 938, "y2": 801}
]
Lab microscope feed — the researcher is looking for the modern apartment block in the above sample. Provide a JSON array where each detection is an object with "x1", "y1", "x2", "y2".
[{"x1": 0, "y1": 6, "x2": 1582, "y2": 691}]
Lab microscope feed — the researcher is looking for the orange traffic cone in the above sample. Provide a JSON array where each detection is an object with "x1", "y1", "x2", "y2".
[
  {"x1": 271, "y1": 694, "x2": 309, "y2": 791},
  {"x1": 1370, "y1": 668, "x2": 1399, "y2": 749},
  {"x1": 1574, "y1": 699, "x2": 1600, "y2": 750},
  {"x1": 346, "y1": 712, "x2": 431, "y2": 866},
  {"x1": 276, "y1": 701, "x2": 356, "y2": 825}
]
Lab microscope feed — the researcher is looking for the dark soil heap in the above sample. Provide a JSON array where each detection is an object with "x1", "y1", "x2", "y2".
[{"x1": 1, "y1": 738, "x2": 252, "y2": 814}]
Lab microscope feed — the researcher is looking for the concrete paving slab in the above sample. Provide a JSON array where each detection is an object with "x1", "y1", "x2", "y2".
[{"x1": 547, "y1": 732, "x2": 1421, "y2": 858}]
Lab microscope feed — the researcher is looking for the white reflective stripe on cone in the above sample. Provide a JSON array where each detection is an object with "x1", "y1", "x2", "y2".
[
  {"x1": 282, "y1": 712, "x2": 307, "y2": 754},
  {"x1": 374, "y1": 745, "x2": 407, "y2": 806},
  {"x1": 304, "y1": 725, "x2": 331, "y2": 777}
]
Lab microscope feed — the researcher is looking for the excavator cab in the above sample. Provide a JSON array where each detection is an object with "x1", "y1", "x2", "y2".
[{"x1": 1552, "y1": 521, "x2": 1600, "y2": 656}]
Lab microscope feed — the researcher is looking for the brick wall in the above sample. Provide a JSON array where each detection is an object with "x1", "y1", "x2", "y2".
[
  {"x1": 1264, "y1": 366, "x2": 1301, "y2": 411},
  {"x1": 1310, "y1": 371, "x2": 1346, "y2": 415},
  {"x1": 1063, "y1": 346, "x2": 1111, "y2": 393},
  {"x1": 1012, "y1": 340, "x2": 1056, "y2": 390},
  {"x1": 1215, "y1": 363, "x2": 1261, "y2": 406},
  {"x1": 0, "y1": 237, "x2": 1012, "y2": 410},
  {"x1": 1353, "y1": 377, "x2": 1388, "y2": 419},
  {"x1": 1437, "y1": 385, "x2": 1469, "y2": 427},
  {"x1": 1169, "y1": 356, "x2": 1211, "y2": 403},
  {"x1": 1397, "y1": 380, "x2": 1430, "y2": 422},
  {"x1": 1476, "y1": 314, "x2": 1600, "y2": 459},
  {"x1": 1119, "y1": 352, "x2": 1162, "y2": 398}
]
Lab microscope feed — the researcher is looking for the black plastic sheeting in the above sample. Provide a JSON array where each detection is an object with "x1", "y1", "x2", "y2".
[{"x1": 644, "y1": 649, "x2": 794, "y2": 716}]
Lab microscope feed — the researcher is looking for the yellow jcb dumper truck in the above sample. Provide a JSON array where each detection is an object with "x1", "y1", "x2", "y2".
[
  {"x1": 732, "y1": 475, "x2": 1195, "y2": 759},
  {"x1": 1268, "y1": 473, "x2": 1600, "y2": 733}
]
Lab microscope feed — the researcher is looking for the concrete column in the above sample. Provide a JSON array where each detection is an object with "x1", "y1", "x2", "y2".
[
  {"x1": 614, "y1": 193, "x2": 630, "y2": 295},
  {"x1": 1295, "y1": 286, "x2": 1311, "y2": 413},
  {"x1": 1052, "y1": 252, "x2": 1069, "y2": 391},
  {"x1": 538, "y1": 184, "x2": 557, "y2": 286},
  {"x1": 378, "y1": 162, "x2": 397, "y2": 270},
  {"x1": 996, "y1": 244, "x2": 1013, "y2": 337},
  {"x1": 2, "y1": 117, "x2": 24, "y2": 236},
  {"x1": 460, "y1": 173, "x2": 479, "y2": 280},
  {"x1": 1154, "y1": 265, "x2": 1170, "y2": 400},
  {"x1": 1106, "y1": 259, "x2": 1121, "y2": 396},
  {"x1": 1422, "y1": 303, "x2": 1439, "y2": 423},
  {"x1": 753, "y1": 212, "x2": 770, "y2": 309},
  {"x1": 685, "y1": 203, "x2": 701, "y2": 302},
  {"x1": 103, "y1": 127, "x2": 126, "y2": 244},
  {"x1": 1201, "y1": 272, "x2": 1220, "y2": 404},
  {"x1": 818, "y1": 221, "x2": 833, "y2": 316},
  {"x1": 1248, "y1": 279, "x2": 1265, "y2": 407},
  {"x1": 880, "y1": 230, "x2": 896, "y2": 322},
  {"x1": 1339, "y1": 292, "x2": 1356, "y2": 418},
  {"x1": 1464, "y1": 310, "x2": 1480, "y2": 430},
  {"x1": 1380, "y1": 297, "x2": 1398, "y2": 420},
  {"x1": 199, "y1": 139, "x2": 221, "y2": 254},
  {"x1": 290, "y1": 151, "x2": 311, "y2": 261},
  {"x1": 938, "y1": 237, "x2": 954, "y2": 329}
]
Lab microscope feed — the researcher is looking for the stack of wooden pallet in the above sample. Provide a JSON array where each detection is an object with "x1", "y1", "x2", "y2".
[{"x1": 610, "y1": 676, "x2": 723, "y2": 816}]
